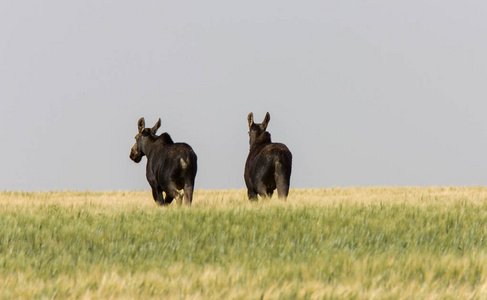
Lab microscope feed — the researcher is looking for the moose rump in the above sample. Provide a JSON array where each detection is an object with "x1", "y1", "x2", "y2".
[
  {"x1": 147, "y1": 143, "x2": 197, "y2": 206},
  {"x1": 245, "y1": 112, "x2": 292, "y2": 200}
]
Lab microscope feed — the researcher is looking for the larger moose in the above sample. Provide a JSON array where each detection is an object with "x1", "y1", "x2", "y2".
[
  {"x1": 129, "y1": 117, "x2": 197, "y2": 206},
  {"x1": 245, "y1": 112, "x2": 292, "y2": 200}
]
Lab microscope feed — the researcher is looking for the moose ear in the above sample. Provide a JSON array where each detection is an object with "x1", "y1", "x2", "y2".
[
  {"x1": 151, "y1": 118, "x2": 161, "y2": 135},
  {"x1": 247, "y1": 112, "x2": 254, "y2": 128},
  {"x1": 262, "y1": 112, "x2": 270, "y2": 130},
  {"x1": 137, "y1": 118, "x2": 146, "y2": 133}
]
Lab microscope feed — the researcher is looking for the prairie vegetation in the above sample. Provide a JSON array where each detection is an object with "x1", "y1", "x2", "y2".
[{"x1": 1, "y1": 187, "x2": 487, "y2": 299}]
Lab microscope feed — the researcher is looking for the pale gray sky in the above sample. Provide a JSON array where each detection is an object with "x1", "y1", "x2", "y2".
[{"x1": 1, "y1": 1, "x2": 487, "y2": 191}]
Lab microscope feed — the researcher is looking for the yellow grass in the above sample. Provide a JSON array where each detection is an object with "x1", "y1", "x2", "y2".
[
  {"x1": 2, "y1": 186, "x2": 486, "y2": 208},
  {"x1": 1, "y1": 187, "x2": 487, "y2": 299}
]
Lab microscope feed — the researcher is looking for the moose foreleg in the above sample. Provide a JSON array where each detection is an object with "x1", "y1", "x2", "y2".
[{"x1": 150, "y1": 183, "x2": 165, "y2": 206}]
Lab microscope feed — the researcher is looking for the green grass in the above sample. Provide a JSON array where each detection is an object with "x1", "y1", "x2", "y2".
[{"x1": 1, "y1": 188, "x2": 487, "y2": 299}]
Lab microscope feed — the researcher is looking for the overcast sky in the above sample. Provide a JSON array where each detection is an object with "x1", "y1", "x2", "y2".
[{"x1": 1, "y1": 1, "x2": 487, "y2": 191}]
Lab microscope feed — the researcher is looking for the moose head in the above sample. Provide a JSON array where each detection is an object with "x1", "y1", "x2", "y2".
[
  {"x1": 129, "y1": 117, "x2": 161, "y2": 163},
  {"x1": 247, "y1": 112, "x2": 270, "y2": 147}
]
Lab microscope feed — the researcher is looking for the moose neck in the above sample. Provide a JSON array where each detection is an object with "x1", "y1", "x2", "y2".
[
  {"x1": 145, "y1": 133, "x2": 175, "y2": 157},
  {"x1": 140, "y1": 136, "x2": 158, "y2": 157},
  {"x1": 250, "y1": 132, "x2": 272, "y2": 150},
  {"x1": 158, "y1": 133, "x2": 175, "y2": 145}
]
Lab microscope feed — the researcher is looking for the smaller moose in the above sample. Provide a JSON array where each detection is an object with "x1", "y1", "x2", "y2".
[
  {"x1": 245, "y1": 112, "x2": 292, "y2": 200},
  {"x1": 129, "y1": 117, "x2": 197, "y2": 206}
]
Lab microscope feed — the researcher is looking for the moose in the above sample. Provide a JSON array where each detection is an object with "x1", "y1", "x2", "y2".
[
  {"x1": 129, "y1": 117, "x2": 197, "y2": 206},
  {"x1": 244, "y1": 112, "x2": 292, "y2": 200}
]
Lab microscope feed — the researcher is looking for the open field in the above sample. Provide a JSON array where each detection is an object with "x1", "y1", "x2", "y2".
[{"x1": 1, "y1": 187, "x2": 487, "y2": 299}]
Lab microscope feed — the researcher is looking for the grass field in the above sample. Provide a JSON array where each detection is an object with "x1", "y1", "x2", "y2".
[{"x1": 1, "y1": 187, "x2": 487, "y2": 299}]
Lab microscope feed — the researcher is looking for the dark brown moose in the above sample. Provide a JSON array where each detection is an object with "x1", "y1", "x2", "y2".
[
  {"x1": 130, "y1": 117, "x2": 197, "y2": 206},
  {"x1": 244, "y1": 112, "x2": 292, "y2": 200}
]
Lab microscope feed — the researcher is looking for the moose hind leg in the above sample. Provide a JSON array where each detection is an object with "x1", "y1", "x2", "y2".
[
  {"x1": 163, "y1": 196, "x2": 174, "y2": 205},
  {"x1": 276, "y1": 180, "x2": 289, "y2": 199},
  {"x1": 275, "y1": 173, "x2": 290, "y2": 199},
  {"x1": 183, "y1": 175, "x2": 196, "y2": 206},
  {"x1": 256, "y1": 182, "x2": 271, "y2": 198},
  {"x1": 183, "y1": 183, "x2": 194, "y2": 206},
  {"x1": 166, "y1": 182, "x2": 183, "y2": 206},
  {"x1": 247, "y1": 188, "x2": 258, "y2": 201},
  {"x1": 275, "y1": 163, "x2": 290, "y2": 199}
]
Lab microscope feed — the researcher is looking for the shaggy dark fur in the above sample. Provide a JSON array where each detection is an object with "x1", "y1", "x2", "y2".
[
  {"x1": 130, "y1": 118, "x2": 197, "y2": 206},
  {"x1": 244, "y1": 112, "x2": 292, "y2": 200}
]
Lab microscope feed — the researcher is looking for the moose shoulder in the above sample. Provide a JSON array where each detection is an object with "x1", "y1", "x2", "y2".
[
  {"x1": 244, "y1": 112, "x2": 292, "y2": 200},
  {"x1": 130, "y1": 117, "x2": 197, "y2": 206}
]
